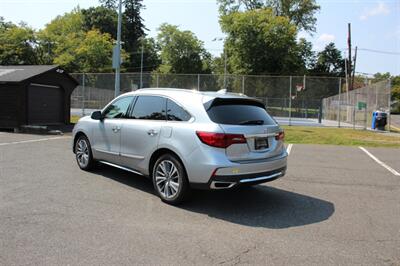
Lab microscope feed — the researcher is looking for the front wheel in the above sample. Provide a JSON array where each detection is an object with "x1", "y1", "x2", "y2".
[
  {"x1": 75, "y1": 135, "x2": 95, "y2": 171},
  {"x1": 152, "y1": 154, "x2": 190, "y2": 205}
]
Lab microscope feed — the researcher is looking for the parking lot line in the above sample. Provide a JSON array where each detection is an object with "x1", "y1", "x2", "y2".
[
  {"x1": 359, "y1": 146, "x2": 400, "y2": 176},
  {"x1": 286, "y1": 144, "x2": 293, "y2": 155},
  {"x1": 0, "y1": 136, "x2": 70, "y2": 146}
]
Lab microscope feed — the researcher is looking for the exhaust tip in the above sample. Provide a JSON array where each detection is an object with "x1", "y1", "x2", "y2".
[{"x1": 210, "y1": 181, "x2": 236, "y2": 189}]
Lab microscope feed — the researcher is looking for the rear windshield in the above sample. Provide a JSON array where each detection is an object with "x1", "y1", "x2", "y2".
[{"x1": 206, "y1": 99, "x2": 276, "y2": 126}]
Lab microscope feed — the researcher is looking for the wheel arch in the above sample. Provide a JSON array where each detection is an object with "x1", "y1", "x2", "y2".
[
  {"x1": 148, "y1": 148, "x2": 187, "y2": 178},
  {"x1": 73, "y1": 131, "x2": 88, "y2": 153}
]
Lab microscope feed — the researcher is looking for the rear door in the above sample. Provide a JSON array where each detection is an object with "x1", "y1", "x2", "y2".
[
  {"x1": 119, "y1": 95, "x2": 166, "y2": 172},
  {"x1": 206, "y1": 98, "x2": 284, "y2": 162}
]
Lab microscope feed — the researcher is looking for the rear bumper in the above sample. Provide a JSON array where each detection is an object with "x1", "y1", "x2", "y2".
[
  {"x1": 190, "y1": 153, "x2": 287, "y2": 190},
  {"x1": 209, "y1": 167, "x2": 286, "y2": 189}
]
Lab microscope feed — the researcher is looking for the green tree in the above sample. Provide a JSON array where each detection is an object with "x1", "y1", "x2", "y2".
[
  {"x1": 136, "y1": 37, "x2": 161, "y2": 72},
  {"x1": 38, "y1": 9, "x2": 119, "y2": 72},
  {"x1": 156, "y1": 23, "x2": 212, "y2": 74},
  {"x1": 99, "y1": 0, "x2": 117, "y2": 9},
  {"x1": 0, "y1": 16, "x2": 14, "y2": 30},
  {"x1": 297, "y1": 38, "x2": 315, "y2": 71},
  {"x1": 38, "y1": 9, "x2": 85, "y2": 71},
  {"x1": 311, "y1": 42, "x2": 345, "y2": 77},
  {"x1": 217, "y1": 0, "x2": 320, "y2": 32},
  {"x1": 75, "y1": 29, "x2": 114, "y2": 72},
  {"x1": 82, "y1": 6, "x2": 118, "y2": 39},
  {"x1": 373, "y1": 72, "x2": 391, "y2": 82},
  {"x1": 220, "y1": 8, "x2": 300, "y2": 75},
  {"x1": 0, "y1": 21, "x2": 39, "y2": 65},
  {"x1": 373, "y1": 73, "x2": 400, "y2": 112}
]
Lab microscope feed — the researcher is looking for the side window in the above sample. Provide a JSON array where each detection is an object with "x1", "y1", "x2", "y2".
[
  {"x1": 131, "y1": 96, "x2": 166, "y2": 120},
  {"x1": 103, "y1": 96, "x2": 134, "y2": 119},
  {"x1": 167, "y1": 99, "x2": 191, "y2": 121}
]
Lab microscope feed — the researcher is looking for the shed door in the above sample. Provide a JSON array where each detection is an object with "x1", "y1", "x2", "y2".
[{"x1": 28, "y1": 83, "x2": 63, "y2": 125}]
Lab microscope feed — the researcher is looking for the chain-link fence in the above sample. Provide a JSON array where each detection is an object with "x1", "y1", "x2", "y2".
[
  {"x1": 71, "y1": 73, "x2": 386, "y2": 128},
  {"x1": 322, "y1": 79, "x2": 391, "y2": 129}
]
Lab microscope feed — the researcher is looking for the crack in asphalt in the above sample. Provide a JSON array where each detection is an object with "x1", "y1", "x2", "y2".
[{"x1": 218, "y1": 245, "x2": 256, "y2": 265}]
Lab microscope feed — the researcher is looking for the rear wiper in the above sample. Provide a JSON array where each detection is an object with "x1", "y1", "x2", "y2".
[{"x1": 238, "y1": 120, "x2": 264, "y2": 125}]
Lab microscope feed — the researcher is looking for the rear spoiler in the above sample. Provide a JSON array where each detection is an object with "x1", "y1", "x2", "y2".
[{"x1": 203, "y1": 97, "x2": 265, "y2": 111}]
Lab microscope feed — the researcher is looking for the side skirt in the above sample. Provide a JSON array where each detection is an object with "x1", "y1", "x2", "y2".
[{"x1": 98, "y1": 160, "x2": 147, "y2": 177}]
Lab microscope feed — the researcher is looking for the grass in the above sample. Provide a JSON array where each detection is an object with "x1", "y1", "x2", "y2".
[
  {"x1": 70, "y1": 115, "x2": 80, "y2": 124},
  {"x1": 283, "y1": 126, "x2": 400, "y2": 148}
]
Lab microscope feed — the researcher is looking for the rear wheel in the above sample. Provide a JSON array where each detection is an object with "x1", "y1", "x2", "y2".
[
  {"x1": 152, "y1": 154, "x2": 190, "y2": 205},
  {"x1": 75, "y1": 135, "x2": 95, "y2": 171}
]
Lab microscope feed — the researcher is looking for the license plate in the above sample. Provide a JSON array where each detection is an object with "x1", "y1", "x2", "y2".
[{"x1": 255, "y1": 137, "x2": 269, "y2": 150}]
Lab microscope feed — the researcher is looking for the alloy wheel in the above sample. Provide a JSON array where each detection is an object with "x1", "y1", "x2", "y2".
[
  {"x1": 155, "y1": 160, "x2": 180, "y2": 199},
  {"x1": 76, "y1": 139, "x2": 89, "y2": 168}
]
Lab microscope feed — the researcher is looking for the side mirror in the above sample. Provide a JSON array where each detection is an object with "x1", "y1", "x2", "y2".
[{"x1": 91, "y1": 111, "x2": 103, "y2": 121}]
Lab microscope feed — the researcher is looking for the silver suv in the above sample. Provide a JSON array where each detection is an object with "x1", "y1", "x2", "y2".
[{"x1": 72, "y1": 89, "x2": 287, "y2": 204}]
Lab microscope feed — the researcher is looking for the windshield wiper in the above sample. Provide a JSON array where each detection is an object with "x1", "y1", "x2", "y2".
[{"x1": 238, "y1": 120, "x2": 264, "y2": 125}]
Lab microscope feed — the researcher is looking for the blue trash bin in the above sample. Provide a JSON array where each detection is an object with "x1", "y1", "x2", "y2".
[{"x1": 371, "y1": 111, "x2": 377, "y2": 129}]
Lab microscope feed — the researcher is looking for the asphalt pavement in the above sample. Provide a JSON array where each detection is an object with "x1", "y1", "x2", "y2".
[{"x1": 0, "y1": 133, "x2": 399, "y2": 265}]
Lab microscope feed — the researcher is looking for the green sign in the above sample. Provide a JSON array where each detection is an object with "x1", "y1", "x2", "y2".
[{"x1": 357, "y1": 101, "x2": 367, "y2": 110}]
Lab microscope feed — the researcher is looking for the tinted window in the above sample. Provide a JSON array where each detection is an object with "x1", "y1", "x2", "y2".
[
  {"x1": 167, "y1": 99, "x2": 191, "y2": 121},
  {"x1": 103, "y1": 96, "x2": 134, "y2": 119},
  {"x1": 207, "y1": 100, "x2": 276, "y2": 125},
  {"x1": 131, "y1": 96, "x2": 166, "y2": 120}
]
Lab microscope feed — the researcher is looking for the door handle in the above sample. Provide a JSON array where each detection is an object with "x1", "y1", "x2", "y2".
[
  {"x1": 147, "y1": 129, "x2": 158, "y2": 136},
  {"x1": 112, "y1": 126, "x2": 121, "y2": 133}
]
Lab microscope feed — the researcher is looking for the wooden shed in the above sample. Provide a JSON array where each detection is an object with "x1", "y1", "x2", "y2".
[{"x1": 0, "y1": 65, "x2": 78, "y2": 129}]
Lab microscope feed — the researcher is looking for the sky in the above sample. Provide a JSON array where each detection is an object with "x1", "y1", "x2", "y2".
[{"x1": 0, "y1": 0, "x2": 399, "y2": 75}]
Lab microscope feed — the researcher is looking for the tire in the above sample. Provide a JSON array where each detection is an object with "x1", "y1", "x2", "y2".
[
  {"x1": 75, "y1": 135, "x2": 95, "y2": 171},
  {"x1": 152, "y1": 154, "x2": 190, "y2": 205}
]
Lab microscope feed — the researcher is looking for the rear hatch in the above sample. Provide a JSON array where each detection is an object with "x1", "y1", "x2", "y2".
[{"x1": 205, "y1": 97, "x2": 283, "y2": 162}]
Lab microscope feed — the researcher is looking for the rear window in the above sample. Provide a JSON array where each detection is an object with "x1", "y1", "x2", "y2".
[{"x1": 206, "y1": 99, "x2": 276, "y2": 125}]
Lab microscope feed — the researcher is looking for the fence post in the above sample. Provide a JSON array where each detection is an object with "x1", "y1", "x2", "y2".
[
  {"x1": 388, "y1": 78, "x2": 392, "y2": 131},
  {"x1": 353, "y1": 93, "x2": 356, "y2": 129},
  {"x1": 156, "y1": 73, "x2": 159, "y2": 88},
  {"x1": 197, "y1": 74, "x2": 200, "y2": 91},
  {"x1": 289, "y1": 76, "x2": 292, "y2": 126},
  {"x1": 242, "y1": 75, "x2": 245, "y2": 94},
  {"x1": 338, "y1": 78, "x2": 341, "y2": 128},
  {"x1": 82, "y1": 73, "x2": 85, "y2": 117}
]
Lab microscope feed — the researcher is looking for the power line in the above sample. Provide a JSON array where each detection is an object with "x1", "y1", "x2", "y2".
[
  {"x1": 341, "y1": 47, "x2": 400, "y2": 55},
  {"x1": 357, "y1": 48, "x2": 400, "y2": 56}
]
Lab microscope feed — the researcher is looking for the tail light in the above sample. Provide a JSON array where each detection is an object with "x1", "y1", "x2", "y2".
[
  {"x1": 196, "y1": 131, "x2": 246, "y2": 148},
  {"x1": 275, "y1": 131, "x2": 285, "y2": 141}
]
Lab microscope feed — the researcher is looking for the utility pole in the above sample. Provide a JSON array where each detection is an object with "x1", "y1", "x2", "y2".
[
  {"x1": 114, "y1": 0, "x2": 122, "y2": 97},
  {"x1": 347, "y1": 23, "x2": 352, "y2": 91},
  {"x1": 223, "y1": 51, "x2": 227, "y2": 90},
  {"x1": 351, "y1": 46, "x2": 358, "y2": 91},
  {"x1": 140, "y1": 44, "x2": 144, "y2": 89}
]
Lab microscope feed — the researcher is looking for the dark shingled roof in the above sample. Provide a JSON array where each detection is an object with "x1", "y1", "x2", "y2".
[{"x1": 0, "y1": 65, "x2": 59, "y2": 83}]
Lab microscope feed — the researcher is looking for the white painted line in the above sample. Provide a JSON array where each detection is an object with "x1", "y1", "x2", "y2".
[
  {"x1": 359, "y1": 147, "x2": 400, "y2": 176},
  {"x1": 0, "y1": 136, "x2": 70, "y2": 147},
  {"x1": 286, "y1": 144, "x2": 293, "y2": 155}
]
